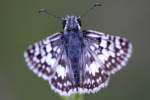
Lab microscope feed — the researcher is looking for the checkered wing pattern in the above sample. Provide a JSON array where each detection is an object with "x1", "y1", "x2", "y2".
[
  {"x1": 24, "y1": 29, "x2": 132, "y2": 96},
  {"x1": 24, "y1": 32, "x2": 64, "y2": 80},
  {"x1": 83, "y1": 30, "x2": 132, "y2": 75},
  {"x1": 77, "y1": 30, "x2": 132, "y2": 93},
  {"x1": 79, "y1": 47, "x2": 110, "y2": 93},
  {"x1": 24, "y1": 32, "x2": 77, "y2": 96},
  {"x1": 49, "y1": 49, "x2": 75, "y2": 96}
]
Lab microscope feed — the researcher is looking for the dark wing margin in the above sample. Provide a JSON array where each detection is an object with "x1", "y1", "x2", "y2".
[{"x1": 24, "y1": 32, "x2": 63, "y2": 80}]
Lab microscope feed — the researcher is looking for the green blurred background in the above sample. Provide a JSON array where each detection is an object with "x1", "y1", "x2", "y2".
[{"x1": 0, "y1": 0, "x2": 150, "y2": 100}]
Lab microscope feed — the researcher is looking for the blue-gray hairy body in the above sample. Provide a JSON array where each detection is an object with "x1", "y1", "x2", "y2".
[{"x1": 63, "y1": 30, "x2": 83, "y2": 86}]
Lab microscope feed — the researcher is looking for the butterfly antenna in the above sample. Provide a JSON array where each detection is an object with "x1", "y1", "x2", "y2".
[
  {"x1": 81, "y1": 2, "x2": 102, "y2": 18},
  {"x1": 38, "y1": 9, "x2": 62, "y2": 20}
]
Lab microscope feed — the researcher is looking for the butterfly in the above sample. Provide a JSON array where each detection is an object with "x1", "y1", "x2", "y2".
[{"x1": 24, "y1": 15, "x2": 132, "y2": 96}]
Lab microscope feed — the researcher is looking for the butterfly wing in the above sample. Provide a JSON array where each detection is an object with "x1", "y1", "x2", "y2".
[
  {"x1": 24, "y1": 32, "x2": 64, "y2": 80},
  {"x1": 49, "y1": 49, "x2": 77, "y2": 96},
  {"x1": 79, "y1": 47, "x2": 110, "y2": 93},
  {"x1": 24, "y1": 30, "x2": 132, "y2": 96},
  {"x1": 83, "y1": 30, "x2": 132, "y2": 75},
  {"x1": 78, "y1": 30, "x2": 132, "y2": 93},
  {"x1": 24, "y1": 32, "x2": 76, "y2": 96}
]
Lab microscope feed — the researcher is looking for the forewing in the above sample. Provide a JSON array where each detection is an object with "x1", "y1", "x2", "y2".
[
  {"x1": 24, "y1": 32, "x2": 63, "y2": 80},
  {"x1": 83, "y1": 30, "x2": 132, "y2": 75}
]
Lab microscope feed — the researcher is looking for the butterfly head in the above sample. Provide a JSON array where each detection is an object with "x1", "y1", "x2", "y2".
[{"x1": 62, "y1": 16, "x2": 81, "y2": 31}]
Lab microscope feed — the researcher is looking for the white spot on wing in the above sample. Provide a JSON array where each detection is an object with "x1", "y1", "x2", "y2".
[
  {"x1": 56, "y1": 65, "x2": 66, "y2": 79},
  {"x1": 98, "y1": 54, "x2": 105, "y2": 63},
  {"x1": 100, "y1": 40, "x2": 107, "y2": 48},
  {"x1": 46, "y1": 53, "x2": 56, "y2": 67},
  {"x1": 86, "y1": 61, "x2": 100, "y2": 76},
  {"x1": 102, "y1": 49, "x2": 109, "y2": 59},
  {"x1": 46, "y1": 43, "x2": 51, "y2": 52},
  {"x1": 90, "y1": 45, "x2": 95, "y2": 51}
]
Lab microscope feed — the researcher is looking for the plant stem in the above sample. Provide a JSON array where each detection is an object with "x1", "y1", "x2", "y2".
[{"x1": 61, "y1": 94, "x2": 84, "y2": 100}]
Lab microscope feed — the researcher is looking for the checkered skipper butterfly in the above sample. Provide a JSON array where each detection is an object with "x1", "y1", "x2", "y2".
[{"x1": 24, "y1": 4, "x2": 132, "y2": 96}]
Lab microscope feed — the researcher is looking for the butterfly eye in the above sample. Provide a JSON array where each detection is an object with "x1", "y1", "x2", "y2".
[{"x1": 62, "y1": 20, "x2": 66, "y2": 29}]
